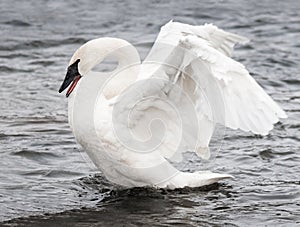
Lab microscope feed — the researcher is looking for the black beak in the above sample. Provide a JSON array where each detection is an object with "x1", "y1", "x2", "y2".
[{"x1": 59, "y1": 59, "x2": 81, "y2": 96}]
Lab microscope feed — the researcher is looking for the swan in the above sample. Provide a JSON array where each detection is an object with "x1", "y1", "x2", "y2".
[{"x1": 59, "y1": 21, "x2": 287, "y2": 189}]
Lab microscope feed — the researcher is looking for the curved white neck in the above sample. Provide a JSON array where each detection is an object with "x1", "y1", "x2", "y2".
[
  {"x1": 70, "y1": 37, "x2": 141, "y2": 76},
  {"x1": 67, "y1": 38, "x2": 141, "y2": 132},
  {"x1": 69, "y1": 37, "x2": 141, "y2": 100}
]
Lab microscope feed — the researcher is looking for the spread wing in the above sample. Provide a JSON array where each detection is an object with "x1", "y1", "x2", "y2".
[{"x1": 114, "y1": 21, "x2": 287, "y2": 161}]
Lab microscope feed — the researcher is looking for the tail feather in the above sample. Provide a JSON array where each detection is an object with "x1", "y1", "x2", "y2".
[{"x1": 156, "y1": 171, "x2": 233, "y2": 189}]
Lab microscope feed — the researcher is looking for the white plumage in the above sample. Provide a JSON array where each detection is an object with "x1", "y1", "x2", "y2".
[{"x1": 62, "y1": 21, "x2": 286, "y2": 189}]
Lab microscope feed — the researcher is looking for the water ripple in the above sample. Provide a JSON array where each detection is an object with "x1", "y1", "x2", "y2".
[{"x1": 0, "y1": 0, "x2": 299, "y2": 225}]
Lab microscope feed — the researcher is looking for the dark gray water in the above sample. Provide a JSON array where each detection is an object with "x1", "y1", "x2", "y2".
[{"x1": 0, "y1": 0, "x2": 299, "y2": 226}]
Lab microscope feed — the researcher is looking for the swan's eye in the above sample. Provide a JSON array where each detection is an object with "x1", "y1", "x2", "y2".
[{"x1": 67, "y1": 59, "x2": 80, "y2": 73}]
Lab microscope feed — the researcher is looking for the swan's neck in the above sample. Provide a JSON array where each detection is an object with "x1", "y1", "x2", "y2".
[
  {"x1": 71, "y1": 38, "x2": 141, "y2": 99},
  {"x1": 67, "y1": 38, "x2": 140, "y2": 131},
  {"x1": 70, "y1": 37, "x2": 141, "y2": 76}
]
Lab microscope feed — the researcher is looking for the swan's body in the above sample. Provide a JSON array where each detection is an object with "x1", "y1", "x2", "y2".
[{"x1": 59, "y1": 21, "x2": 286, "y2": 189}]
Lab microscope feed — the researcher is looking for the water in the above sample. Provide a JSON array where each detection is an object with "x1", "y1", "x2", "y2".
[{"x1": 0, "y1": 0, "x2": 299, "y2": 226}]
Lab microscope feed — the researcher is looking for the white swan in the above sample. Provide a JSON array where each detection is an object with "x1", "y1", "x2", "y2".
[{"x1": 59, "y1": 21, "x2": 287, "y2": 189}]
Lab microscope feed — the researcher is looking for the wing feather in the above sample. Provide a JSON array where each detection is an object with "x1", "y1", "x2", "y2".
[{"x1": 129, "y1": 21, "x2": 286, "y2": 161}]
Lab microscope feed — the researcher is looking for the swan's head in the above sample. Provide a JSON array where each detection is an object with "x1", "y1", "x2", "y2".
[
  {"x1": 58, "y1": 37, "x2": 140, "y2": 97},
  {"x1": 58, "y1": 59, "x2": 82, "y2": 97}
]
